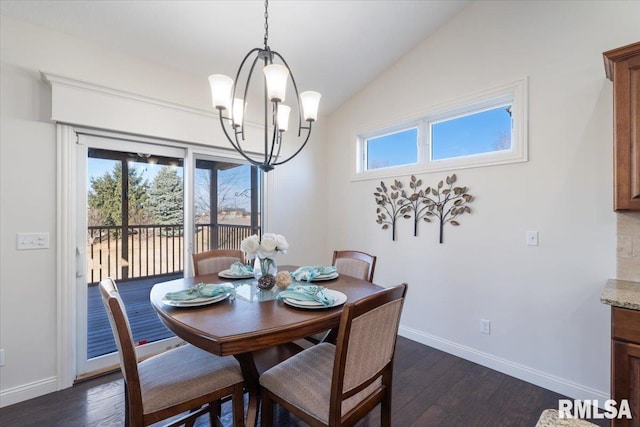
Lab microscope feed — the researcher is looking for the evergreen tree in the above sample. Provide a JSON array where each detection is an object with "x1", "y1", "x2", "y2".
[
  {"x1": 88, "y1": 162, "x2": 149, "y2": 227},
  {"x1": 148, "y1": 166, "x2": 184, "y2": 229}
]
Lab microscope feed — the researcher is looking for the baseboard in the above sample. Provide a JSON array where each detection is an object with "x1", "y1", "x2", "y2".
[
  {"x1": 0, "y1": 376, "x2": 58, "y2": 408},
  {"x1": 398, "y1": 325, "x2": 609, "y2": 403}
]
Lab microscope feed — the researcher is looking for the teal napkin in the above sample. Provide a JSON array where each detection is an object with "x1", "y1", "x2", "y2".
[
  {"x1": 277, "y1": 285, "x2": 336, "y2": 306},
  {"x1": 290, "y1": 266, "x2": 337, "y2": 282},
  {"x1": 164, "y1": 283, "x2": 235, "y2": 301},
  {"x1": 229, "y1": 261, "x2": 253, "y2": 275}
]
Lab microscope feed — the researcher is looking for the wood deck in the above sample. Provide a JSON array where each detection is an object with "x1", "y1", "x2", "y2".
[{"x1": 87, "y1": 274, "x2": 181, "y2": 358}]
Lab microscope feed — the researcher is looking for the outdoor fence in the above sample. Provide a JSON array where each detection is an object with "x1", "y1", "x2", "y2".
[{"x1": 87, "y1": 223, "x2": 256, "y2": 284}]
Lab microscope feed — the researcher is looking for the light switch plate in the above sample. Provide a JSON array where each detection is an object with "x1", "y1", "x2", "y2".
[
  {"x1": 17, "y1": 232, "x2": 50, "y2": 250},
  {"x1": 527, "y1": 231, "x2": 539, "y2": 246}
]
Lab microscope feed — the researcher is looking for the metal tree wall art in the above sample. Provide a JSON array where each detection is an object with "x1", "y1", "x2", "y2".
[
  {"x1": 423, "y1": 174, "x2": 473, "y2": 244},
  {"x1": 374, "y1": 180, "x2": 410, "y2": 241},
  {"x1": 373, "y1": 173, "x2": 473, "y2": 243},
  {"x1": 399, "y1": 175, "x2": 431, "y2": 237}
]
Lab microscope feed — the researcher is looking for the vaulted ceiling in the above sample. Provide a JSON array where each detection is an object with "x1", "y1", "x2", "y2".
[{"x1": 0, "y1": 0, "x2": 469, "y2": 114}]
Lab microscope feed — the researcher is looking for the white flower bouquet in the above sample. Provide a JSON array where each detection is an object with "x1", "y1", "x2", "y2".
[{"x1": 240, "y1": 233, "x2": 289, "y2": 260}]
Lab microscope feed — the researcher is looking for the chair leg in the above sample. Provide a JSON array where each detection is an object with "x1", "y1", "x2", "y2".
[
  {"x1": 232, "y1": 384, "x2": 245, "y2": 427},
  {"x1": 208, "y1": 400, "x2": 222, "y2": 427},
  {"x1": 260, "y1": 390, "x2": 274, "y2": 427},
  {"x1": 124, "y1": 386, "x2": 131, "y2": 427},
  {"x1": 381, "y1": 387, "x2": 392, "y2": 427}
]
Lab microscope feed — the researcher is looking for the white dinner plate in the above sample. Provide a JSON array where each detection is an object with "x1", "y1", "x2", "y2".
[
  {"x1": 306, "y1": 272, "x2": 339, "y2": 282},
  {"x1": 218, "y1": 269, "x2": 254, "y2": 279},
  {"x1": 162, "y1": 292, "x2": 230, "y2": 307},
  {"x1": 283, "y1": 289, "x2": 347, "y2": 309}
]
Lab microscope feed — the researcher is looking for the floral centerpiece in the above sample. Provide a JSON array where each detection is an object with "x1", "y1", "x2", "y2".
[{"x1": 240, "y1": 233, "x2": 289, "y2": 289}]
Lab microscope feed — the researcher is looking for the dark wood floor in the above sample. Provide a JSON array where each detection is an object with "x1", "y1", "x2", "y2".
[{"x1": 0, "y1": 336, "x2": 606, "y2": 427}]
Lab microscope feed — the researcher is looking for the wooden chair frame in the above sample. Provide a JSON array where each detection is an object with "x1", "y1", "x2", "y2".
[
  {"x1": 332, "y1": 250, "x2": 377, "y2": 283},
  {"x1": 99, "y1": 278, "x2": 245, "y2": 427},
  {"x1": 261, "y1": 283, "x2": 407, "y2": 427},
  {"x1": 192, "y1": 249, "x2": 244, "y2": 276}
]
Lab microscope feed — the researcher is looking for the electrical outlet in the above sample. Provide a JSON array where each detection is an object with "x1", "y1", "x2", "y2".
[
  {"x1": 480, "y1": 319, "x2": 491, "y2": 335},
  {"x1": 0, "y1": 349, "x2": 5, "y2": 367}
]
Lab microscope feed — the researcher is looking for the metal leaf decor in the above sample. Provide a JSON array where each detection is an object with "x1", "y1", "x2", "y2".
[
  {"x1": 374, "y1": 173, "x2": 473, "y2": 243},
  {"x1": 422, "y1": 173, "x2": 473, "y2": 243},
  {"x1": 398, "y1": 175, "x2": 431, "y2": 237},
  {"x1": 374, "y1": 180, "x2": 410, "y2": 241}
]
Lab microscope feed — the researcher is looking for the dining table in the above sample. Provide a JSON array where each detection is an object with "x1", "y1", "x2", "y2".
[{"x1": 149, "y1": 265, "x2": 384, "y2": 427}]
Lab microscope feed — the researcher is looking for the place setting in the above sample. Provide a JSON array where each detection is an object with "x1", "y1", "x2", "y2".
[
  {"x1": 161, "y1": 282, "x2": 235, "y2": 307},
  {"x1": 217, "y1": 261, "x2": 255, "y2": 279},
  {"x1": 289, "y1": 265, "x2": 340, "y2": 282},
  {"x1": 277, "y1": 271, "x2": 347, "y2": 310}
]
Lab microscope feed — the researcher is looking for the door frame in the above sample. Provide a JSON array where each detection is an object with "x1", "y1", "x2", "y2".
[
  {"x1": 48, "y1": 72, "x2": 272, "y2": 389},
  {"x1": 58, "y1": 125, "x2": 262, "y2": 385}
]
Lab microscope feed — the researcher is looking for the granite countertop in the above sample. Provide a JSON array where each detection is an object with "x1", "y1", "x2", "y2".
[
  {"x1": 535, "y1": 409, "x2": 597, "y2": 426},
  {"x1": 601, "y1": 279, "x2": 640, "y2": 311}
]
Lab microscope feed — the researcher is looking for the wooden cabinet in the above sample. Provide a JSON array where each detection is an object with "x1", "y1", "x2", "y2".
[
  {"x1": 604, "y1": 42, "x2": 640, "y2": 211},
  {"x1": 611, "y1": 306, "x2": 640, "y2": 426}
]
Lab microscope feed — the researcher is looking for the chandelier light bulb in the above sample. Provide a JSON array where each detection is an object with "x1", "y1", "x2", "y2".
[
  {"x1": 263, "y1": 64, "x2": 289, "y2": 102},
  {"x1": 300, "y1": 91, "x2": 321, "y2": 122},
  {"x1": 277, "y1": 105, "x2": 291, "y2": 132},
  {"x1": 231, "y1": 98, "x2": 245, "y2": 128},
  {"x1": 208, "y1": 74, "x2": 233, "y2": 110}
]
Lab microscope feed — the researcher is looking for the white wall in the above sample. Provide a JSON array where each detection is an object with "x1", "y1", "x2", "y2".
[
  {"x1": 326, "y1": 1, "x2": 639, "y2": 400},
  {"x1": 0, "y1": 14, "x2": 327, "y2": 405},
  {"x1": 2, "y1": 0, "x2": 637, "y2": 408}
]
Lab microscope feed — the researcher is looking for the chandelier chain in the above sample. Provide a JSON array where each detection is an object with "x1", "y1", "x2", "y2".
[{"x1": 263, "y1": 0, "x2": 269, "y2": 49}]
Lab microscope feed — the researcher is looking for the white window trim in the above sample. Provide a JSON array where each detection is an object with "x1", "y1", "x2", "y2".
[{"x1": 352, "y1": 78, "x2": 528, "y2": 181}]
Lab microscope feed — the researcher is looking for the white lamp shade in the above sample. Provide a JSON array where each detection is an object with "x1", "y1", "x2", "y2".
[
  {"x1": 231, "y1": 98, "x2": 245, "y2": 128},
  {"x1": 276, "y1": 105, "x2": 291, "y2": 132},
  {"x1": 300, "y1": 91, "x2": 321, "y2": 122},
  {"x1": 208, "y1": 74, "x2": 233, "y2": 110},
  {"x1": 263, "y1": 64, "x2": 289, "y2": 102}
]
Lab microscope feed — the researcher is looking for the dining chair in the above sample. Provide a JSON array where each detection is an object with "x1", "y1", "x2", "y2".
[
  {"x1": 99, "y1": 278, "x2": 245, "y2": 427},
  {"x1": 260, "y1": 283, "x2": 408, "y2": 427},
  {"x1": 303, "y1": 250, "x2": 378, "y2": 345},
  {"x1": 332, "y1": 250, "x2": 377, "y2": 283},
  {"x1": 192, "y1": 249, "x2": 244, "y2": 276}
]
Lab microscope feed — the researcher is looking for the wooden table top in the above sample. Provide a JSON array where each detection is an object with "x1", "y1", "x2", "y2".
[{"x1": 150, "y1": 265, "x2": 384, "y2": 357}]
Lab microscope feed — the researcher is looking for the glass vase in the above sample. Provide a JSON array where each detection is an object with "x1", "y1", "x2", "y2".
[{"x1": 254, "y1": 257, "x2": 277, "y2": 290}]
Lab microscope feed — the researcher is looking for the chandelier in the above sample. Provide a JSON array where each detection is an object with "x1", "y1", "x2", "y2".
[{"x1": 208, "y1": 0, "x2": 321, "y2": 172}]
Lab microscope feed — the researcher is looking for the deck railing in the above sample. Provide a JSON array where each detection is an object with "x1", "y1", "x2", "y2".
[{"x1": 87, "y1": 223, "x2": 257, "y2": 284}]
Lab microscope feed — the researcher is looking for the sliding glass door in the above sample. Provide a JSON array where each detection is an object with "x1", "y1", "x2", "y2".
[
  {"x1": 74, "y1": 133, "x2": 264, "y2": 378},
  {"x1": 77, "y1": 134, "x2": 186, "y2": 376}
]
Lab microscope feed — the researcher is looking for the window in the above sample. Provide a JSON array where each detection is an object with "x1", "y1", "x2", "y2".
[
  {"x1": 431, "y1": 105, "x2": 512, "y2": 161},
  {"x1": 354, "y1": 79, "x2": 527, "y2": 180},
  {"x1": 366, "y1": 127, "x2": 418, "y2": 170}
]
